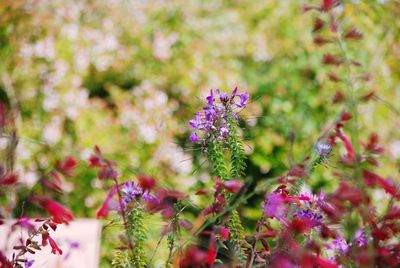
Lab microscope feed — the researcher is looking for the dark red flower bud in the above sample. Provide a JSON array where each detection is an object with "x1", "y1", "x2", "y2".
[
  {"x1": 332, "y1": 90, "x2": 345, "y2": 103},
  {"x1": 340, "y1": 111, "x2": 352, "y2": 121},
  {"x1": 328, "y1": 72, "x2": 341, "y2": 82},
  {"x1": 314, "y1": 36, "x2": 330, "y2": 46},
  {"x1": 41, "y1": 231, "x2": 49, "y2": 246},
  {"x1": 361, "y1": 91, "x2": 375, "y2": 102},
  {"x1": 138, "y1": 174, "x2": 156, "y2": 192},
  {"x1": 290, "y1": 218, "x2": 312, "y2": 234},
  {"x1": 0, "y1": 172, "x2": 18, "y2": 186},
  {"x1": 322, "y1": 54, "x2": 343, "y2": 66},
  {"x1": 195, "y1": 189, "x2": 210, "y2": 195},
  {"x1": 260, "y1": 239, "x2": 270, "y2": 252},
  {"x1": 313, "y1": 18, "x2": 325, "y2": 32},
  {"x1": 56, "y1": 156, "x2": 78, "y2": 176},
  {"x1": 344, "y1": 28, "x2": 363, "y2": 40},
  {"x1": 88, "y1": 155, "x2": 103, "y2": 168}
]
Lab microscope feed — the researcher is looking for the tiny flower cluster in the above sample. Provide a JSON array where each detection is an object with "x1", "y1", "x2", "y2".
[
  {"x1": 120, "y1": 180, "x2": 157, "y2": 208},
  {"x1": 189, "y1": 87, "x2": 249, "y2": 143}
]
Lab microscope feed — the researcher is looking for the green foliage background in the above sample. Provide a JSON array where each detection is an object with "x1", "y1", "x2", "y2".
[{"x1": 0, "y1": 0, "x2": 399, "y2": 266}]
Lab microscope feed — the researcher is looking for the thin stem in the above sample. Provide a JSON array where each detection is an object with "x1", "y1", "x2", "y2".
[
  {"x1": 113, "y1": 178, "x2": 135, "y2": 258},
  {"x1": 246, "y1": 215, "x2": 266, "y2": 268}
]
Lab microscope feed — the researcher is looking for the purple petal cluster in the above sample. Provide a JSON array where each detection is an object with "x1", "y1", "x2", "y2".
[
  {"x1": 25, "y1": 259, "x2": 34, "y2": 268},
  {"x1": 329, "y1": 237, "x2": 349, "y2": 255},
  {"x1": 314, "y1": 142, "x2": 332, "y2": 157},
  {"x1": 121, "y1": 181, "x2": 156, "y2": 207},
  {"x1": 353, "y1": 229, "x2": 367, "y2": 247},
  {"x1": 189, "y1": 87, "x2": 249, "y2": 143},
  {"x1": 293, "y1": 209, "x2": 323, "y2": 226}
]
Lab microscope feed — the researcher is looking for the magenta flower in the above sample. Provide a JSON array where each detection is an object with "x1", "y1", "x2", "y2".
[
  {"x1": 263, "y1": 193, "x2": 287, "y2": 220},
  {"x1": 12, "y1": 217, "x2": 35, "y2": 232}
]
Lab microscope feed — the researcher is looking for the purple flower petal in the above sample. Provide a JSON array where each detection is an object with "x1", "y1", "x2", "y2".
[{"x1": 190, "y1": 132, "x2": 198, "y2": 143}]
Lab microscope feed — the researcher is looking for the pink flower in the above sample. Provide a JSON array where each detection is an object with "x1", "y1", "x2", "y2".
[
  {"x1": 56, "y1": 156, "x2": 78, "y2": 176},
  {"x1": 34, "y1": 197, "x2": 74, "y2": 224},
  {"x1": 96, "y1": 186, "x2": 117, "y2": 219},
  {"x1": 363, "y1": 170, "x2": 397, "y2": 197},
  {"x1": 321, "y1": 0, "x2": 340, "y2": 12},
  {"x1": 219, "y1": 226, "x2": 230, "y2": 240},
  {"x1": 48, "y1": 236, "x2": 62, "y2": 255},
  {"x1": 263, "y1": 193, "x2": 286, "y2": 220},
  {"x1": 12, "y1": 217, "x2": 35, "y2": 232},
  {"x1": 337, "y1": 130, "x2": 355, "y2": 160}
]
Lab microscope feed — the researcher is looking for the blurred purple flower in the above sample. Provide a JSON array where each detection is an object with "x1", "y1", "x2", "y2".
[
  {"x1": 293, "y1": 209, "x2": 323, "y2": 227},
  {"x1": 25, "y1": 259, "x2": 34, "y2": 268},
  {"x1": 12, "y1": 217, "x2": 35, "y2": 232},
  {"x1": 329, "y1": 237, "x2": 349, "y2": 255},
  {"x1": 190, "y1": 132, "x2": 198, "y2": 143},
  {"x1": 121, "y1": 181, "x2": 142, "y2": 205},
  {"x1": 354, "y1": 229, "x2": 367, "y2": 247},
  {"x1": 314, "y1": 142, "x2": 332, "y2": 157}
]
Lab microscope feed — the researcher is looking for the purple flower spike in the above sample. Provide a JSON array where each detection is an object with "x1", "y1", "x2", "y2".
[{"x1": 188, "y1": 87, "x2": 249, "y2": 143}]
